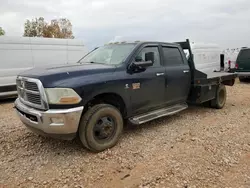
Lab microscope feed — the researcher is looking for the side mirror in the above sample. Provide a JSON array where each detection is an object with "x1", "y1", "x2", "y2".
[
  {"x1": 128, "y1": 52, "x2": 154, "y2": 73},
  {"x1": 133, "y1": 60, "x2": 153, "y2": 68},
  {"x1": 133, "y1": 52, "x2": 154, "y2": 68},
  {"x1": 145, "y1": 52, "x2": 154, "y2": 62}
]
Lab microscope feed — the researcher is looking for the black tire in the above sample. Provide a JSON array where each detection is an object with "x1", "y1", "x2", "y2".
[
  {"x1": 211, "y1": 84, "x2": 227, "y2": 109},
  {"x1": 79, "y1": 104, "x2": 123, "y2": 152},
  {"x1": 239, "y1": 77, "x2": 246, "y2": 82}
]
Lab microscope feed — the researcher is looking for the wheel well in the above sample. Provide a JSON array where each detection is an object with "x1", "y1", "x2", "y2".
[{"x1": 84, "y1": 93, "x2": 127, "y2": 117}]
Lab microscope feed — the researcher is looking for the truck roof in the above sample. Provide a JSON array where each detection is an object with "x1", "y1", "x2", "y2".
[
  {"x1": 240, "y1": 47, "x2": 250, "y2": 50},
  {"x1": 106, "y1": 41, "x2": 180, "y2": 47}
]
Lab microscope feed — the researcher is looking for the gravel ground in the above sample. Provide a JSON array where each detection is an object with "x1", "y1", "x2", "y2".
[{"x1": 0, "y1": 81, "x2": 250, "y2": 188}]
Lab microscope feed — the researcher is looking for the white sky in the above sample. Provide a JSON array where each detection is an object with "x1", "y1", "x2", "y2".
[{"x1": 0, "y1": 0, "x2": 250, "y2": 49}]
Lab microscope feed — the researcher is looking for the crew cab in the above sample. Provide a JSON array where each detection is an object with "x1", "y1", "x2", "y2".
[{"x1": 14, "y1": 39, "x2": 237, "y2": 152}]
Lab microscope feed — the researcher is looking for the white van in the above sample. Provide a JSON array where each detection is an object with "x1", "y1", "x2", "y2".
[
  {"x1": 223, "y1": 48, "x2": 240, "y2": 72},
  {"x1": 192, "y1": 43, "x2": 222, "y2": 73},
  {"x1": 0, "y1": 36, "x2": 88, "y2": 98},
  {"x1": 183, "y1": 42, "x2": 222, "y2": 74}
]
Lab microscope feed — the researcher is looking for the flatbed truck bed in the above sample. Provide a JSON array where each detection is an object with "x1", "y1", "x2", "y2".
[{"x1": 176, "y1": 39, "x2": 237, "y2": 104}]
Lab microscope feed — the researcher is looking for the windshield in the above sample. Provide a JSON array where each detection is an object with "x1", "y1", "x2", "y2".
[{"x1": 79, "y1": 44, "x2": 136, "y2": 65}]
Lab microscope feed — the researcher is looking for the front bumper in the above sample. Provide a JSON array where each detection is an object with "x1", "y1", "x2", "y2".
[{"x1": 14, "y1": 98, "x2": 83, "y2": 140}]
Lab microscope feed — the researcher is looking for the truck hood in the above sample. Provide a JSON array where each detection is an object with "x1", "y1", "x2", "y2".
[{"x1": 19, "y1": 63, "x2": 117, "y2": 87}]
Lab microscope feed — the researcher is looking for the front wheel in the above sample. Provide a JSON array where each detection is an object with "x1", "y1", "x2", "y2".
[
  {"x1": 211, "y1": 84, "x2": 227, "y2": 109},
  {"x1": 79, "y1": 104, "x2": 123, "y2": 152}
]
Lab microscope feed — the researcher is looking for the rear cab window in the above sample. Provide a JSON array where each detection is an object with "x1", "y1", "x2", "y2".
[{"x1": 162, "y1": 46, "x2": 184, "y2": 66}]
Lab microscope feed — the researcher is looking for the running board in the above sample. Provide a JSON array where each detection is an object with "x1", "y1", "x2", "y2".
[{"x1": 129, "y1": 103, "x2": 188, "y2": 125}]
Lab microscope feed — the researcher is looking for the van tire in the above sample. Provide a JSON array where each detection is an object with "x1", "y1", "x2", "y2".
[
  {"x1": 211, "y1": 84, "x2": 227, "y2": 109},
  {"x1": 79, "y1": 104, "x2": 123, "y2": 152}
]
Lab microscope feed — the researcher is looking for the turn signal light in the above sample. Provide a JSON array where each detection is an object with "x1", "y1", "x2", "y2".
[{"x1": 59, "y1": 97, "x2": 81, "y2": 104}]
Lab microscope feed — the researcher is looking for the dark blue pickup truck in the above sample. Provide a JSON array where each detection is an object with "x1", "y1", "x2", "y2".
[{"x1": 14, "y1": 39, "x2": 236, "y2": 152}]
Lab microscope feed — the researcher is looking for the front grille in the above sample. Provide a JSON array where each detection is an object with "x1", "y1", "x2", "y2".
[
  {"x1": 16, "y1": 77, "x2": 48, "y2": 110},
  {"x1": 26, "y1": 92, "x2": 41, "y2": 105},
  {"x1": 25, "y1": 81, "x2": 39, "y2": 92}
]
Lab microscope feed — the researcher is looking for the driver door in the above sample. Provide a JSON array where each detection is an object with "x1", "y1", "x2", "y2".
[{"x1": 126, "y1": 45, "x2": 166, "y2": 115}]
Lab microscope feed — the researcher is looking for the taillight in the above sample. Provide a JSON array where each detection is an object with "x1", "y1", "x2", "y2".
[
  {"x1": 228, "y1": 60, "x2": 231, "y2": 68},
  {"x1": 235, "y1": 63, "x2": 238, "y2": 69}
]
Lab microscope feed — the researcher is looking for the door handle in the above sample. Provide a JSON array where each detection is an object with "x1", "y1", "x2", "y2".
[
  {"x1": 156, "y1": 73, "x2": 165, "y2": 76},
  {"x1": 183, "y1": 70, "x2": 190, "y2": 73}
]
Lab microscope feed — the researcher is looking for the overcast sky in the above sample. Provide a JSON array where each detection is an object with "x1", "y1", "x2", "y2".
[{"x1": 0, "y1": 0, "x2": 250, "y2": 49}]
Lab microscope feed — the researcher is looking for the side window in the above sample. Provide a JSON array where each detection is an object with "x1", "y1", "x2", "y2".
[
  {"x1": 136, "y1": 47, "x2": 160, "y2": 67},
  {"x1": 162, "y1": 47, "x2": 184, "y2": 66}
]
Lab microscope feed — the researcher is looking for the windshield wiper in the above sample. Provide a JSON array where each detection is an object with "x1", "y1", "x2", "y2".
[{"x1": 78, "y1": 61, "x2": 104, "y2": 64}]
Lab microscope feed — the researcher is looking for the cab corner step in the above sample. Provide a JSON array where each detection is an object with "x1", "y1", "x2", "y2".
[{"x1": 129, "y1": 103, "x2": 188, "y2": 125}]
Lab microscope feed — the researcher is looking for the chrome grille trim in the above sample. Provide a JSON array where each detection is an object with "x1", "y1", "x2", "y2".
[
  {"x1": 26, "y1": 93, "x2": 41, "y2": 105},
  {"x1": 16, "y1": 76, "x2": 49, "y2": 110},
  {"x1": 25, "y1": 81, "x2": 39, "y2": 92}
]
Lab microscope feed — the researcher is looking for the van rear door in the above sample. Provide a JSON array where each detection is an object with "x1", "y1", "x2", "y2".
[{"x1": 236, "y1": 48, "x2": 250, "y2": 72}]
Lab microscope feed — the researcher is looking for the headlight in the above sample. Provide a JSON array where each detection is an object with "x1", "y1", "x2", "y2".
[{"x1": 45, "y1": 88, "x2": 82, "y2": 105}]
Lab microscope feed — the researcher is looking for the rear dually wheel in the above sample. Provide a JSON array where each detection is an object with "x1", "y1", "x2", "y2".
[{"x1": 211, "y1": 84, "x2": 227, "y2": 109}]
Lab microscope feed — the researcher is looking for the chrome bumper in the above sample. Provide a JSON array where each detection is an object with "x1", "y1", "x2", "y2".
[{"x1": 14, "y1": 98, "x2": 83, "y2": 140}]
